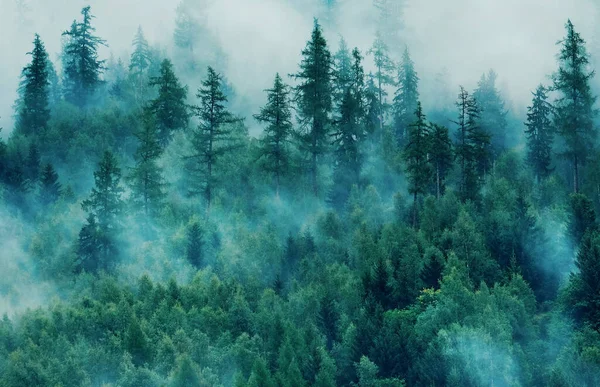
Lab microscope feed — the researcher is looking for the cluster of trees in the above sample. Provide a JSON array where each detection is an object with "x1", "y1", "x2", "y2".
[{"x1": 1, "y1": 2, "x2": 600, "y2": 386}]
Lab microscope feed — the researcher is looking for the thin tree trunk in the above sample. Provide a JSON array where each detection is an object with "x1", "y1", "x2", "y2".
[{"x1": 436, "y1": 164, "x2": 441, "y2": 200}]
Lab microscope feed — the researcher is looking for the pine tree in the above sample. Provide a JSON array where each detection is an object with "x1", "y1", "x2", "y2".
[
  {"x1": 174, "y1": 1, "x2": 200, "y2": 53},
  {"x1": 25, "y1": 142, "x2": 41, "y2": 182},
  {"x1": 147, "y1": 59, "x2": 189, "y2": 146},
  {"x1": 566, "y1": 230, "x2": 600, "y2": 330},
  {"x1": 392, "y1": 47, "x2": 419, "y2": 147},
  {"x1": 186, "y1": 221, "x2": 204, "y2": 268},
  {"x1": 332, "y1": 37, "x2": 352, "y2": 108},
  {"x1": 38, "y1": 162, "x2": 61, "y2": 206},
  {"x1": 16, "y1": 34, "x2": 50, "y2": 137},
  {"x1": 364, "y1": 73, "x2": 380, "y2": 137},
  {"x1": 524, "y1": 85, "x2": 554, "y2": 181},
  {"x1": 404, "y1": 102, "x2": 431, "y2": 226},
  {"x1": 329, "y1": 48, "x2": 365, "y2": 210},
  {"x1": 254, "y1": 73, "x2": 293, "y2": 197},
  {"x1": 79, "y1": 150, "x2": 124, "y2": 272},
  {"x1": 473, "y1": 69, "x2": 508, "y2": 156},
  {"x1": 429, "y1": 123, "x2": 453, "y2": 199},
  {"x1": 367, "y1": 32, "x2": 395, "y2": 136},
  {"x1": 552, "y1": 19, "x2": 597, "y2": 193},
  {"x1": 61, "y1": 6, "x2": 107, "y2": 107},
  {"x1": 188, "y1": 66, "x2": 240, "y2": 212},
  {"x1": 453, "y1": 86, "x2": 486, "y2": 201},
  {"x1": 373, "y1": 0, "x2": 405, "y2": 49},
  {"x1": 46, "y1": 59, "x2": 62, "y2": 107},
  {"x1": 129, "y1": 26, "x2": 151, "y2": 104},
  {"x1": 128, "y1": 113, "x2": 166, "y2": 217},
  {"x1": 291, "y1": 19, "x2": 333, "y2": 197}
]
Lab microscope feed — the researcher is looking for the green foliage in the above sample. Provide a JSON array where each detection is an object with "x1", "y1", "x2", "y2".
[
  {"x1": 393, "y1": 47, "x2": 419, "y2": 147},
  {"x1": 61, "y1": 6, "x2": 107, "y2": 106},
  {"x1": 525, "y1": 85, "x2": 554, "y2": 180}
]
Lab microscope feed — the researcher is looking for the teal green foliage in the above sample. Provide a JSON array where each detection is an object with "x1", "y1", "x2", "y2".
[{"x1": 2, "y1": 9, "x2": 600, "y2": 387}]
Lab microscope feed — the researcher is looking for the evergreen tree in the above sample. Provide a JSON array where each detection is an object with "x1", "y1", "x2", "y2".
[
  {"x1": 524, "y1": 85, "x2": 554, "y2": 181},
  {"x1": 128, "y1": 113, "x2": 166, "y2": 217},
  {"x1": 566, "y1": 230, "x2": 600, "y2": 330},
  {"x1": 79, "y1": 151, "x2": 124, "y2": 272},
  {"x1": 453, "y1": 86, "x2": 487, "y2": 201},
  {"x1": 38, "y1": 162, "x2": 61, "y2": 206},
  {"x1": 367, "y1": 32, "x2": 395, "y2": 136},
  {"x1": 16, "y1": 34, "x2": 50, "y2": 137},
  {"x1": 174, "y1": 1, "x2": 200, "y2": 53},
  {"x1": 46, "y1": 59, "x2": 62, "y2": 107},
  {"x1": 392, "y1": 47, "x2": 419, "y2": 147},
  {"x1": 373, "y1": 0, "x2": 405, "y2": 49},
  {"x1": 429, "y1": 123, "x2": 453, "y2": 199},
  {"x1": 186, "y1": 221, "x2": 204, "y2": 268},
  {"x1": 329, "y1": 48, "x2": 365, "y2": 210},
  {"x1": 332, "y1": 37, "x2": 353, "y2": 108},
  {"x1": 188, "y1": 66, "x2": 240, "y2": 212},
  {"x1": 403, "y1": 102, "x2": 431, "y2": 226},
  {"x1": 364, "y1": 73, "x2": 380, "y2": 137},
  {"x1": 552, "y1": 19, "x2": 597, "y2": 193},
  {"x1": 24, "y1": 142, "x2": 41, "y2": 182},
  {"x1": 291, "y1": 19, "x2": 333, "y2": 196},
  {"x1": 129, "y1": 26, "x2": 151, "y2": 104},
  {"x1": 61, "y1": 6, "x2": 107, "y2": 107},
  {"x1": 254, "y1": 73, "x2": 293, "y2": 197},
  {"x1": 473, "y1": 69, "x2": 507, "y2": 155},
  {"x1": 147, "y1": 59, "x2": 189, "y2": 146}
]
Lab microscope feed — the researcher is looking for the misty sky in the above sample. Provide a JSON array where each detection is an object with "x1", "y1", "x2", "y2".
[{"x1": 0, "y1": 0, "x2": 599, "y2": 133}]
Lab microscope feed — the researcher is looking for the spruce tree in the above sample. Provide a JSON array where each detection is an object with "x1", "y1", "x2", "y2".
[
  {"x1": 453, "y1": 86, "x2": 486, "y2": 201},
  {"x1": 552, "y1": 19, "x2": 597, "y2": 193},
  {"x1": 524, "y1": 85, "x2": 554, "y2": 181},
  {"x1": 329, "y1": 48, "x2": 365, "y2": 210},
  {"x1": 79, "y1": 151, "x2": 124, "y2": 272},
  {"x1": 188, "y1": 66, "x2": 240, "y2": 212},
  {"x1": 25, "y1": 143, "x2": 41, "y2": 182},
  {"x1": 38, "y1": 162, "x2": 61, "y2": 206},
  {"x1": 291, "y1": 19, "x2": 333, "y2": 196},
  {"x1": 473, "y1": 70, "x2": 507, "y2": 155},
  {"x1": 147, "y1": 59, "x2": 189, "y2": 146},
  {"x1": 428, "y1": 123, "x2": 453, "y2": 199},
  {"x1": 129, "y1": 26, "x2": 151, "y2": 104},
  {"x1": 61, "y1": 6, "x2": 107, "y2": 107},
  {"x1": 332, "y1": 37, "x2": 352, "y2": 108},
  {"x1": 367, "y1": 32, "x2": 395, "y2": 135},
  {"x1": 254, "y1": 73, "x2": 293, "y2": 197},
  {"x1": 128, "y1": 113, "x2": 166, "y2": 217},
  {"x1": 403, "y1": 102, "x2": 431, "y2": 226},
  {"x1": 186, "y1": 221, "x2": 204, "y2": 268},
  {"x1": 373, "y1": 0, "x2": 405, "y2": 49},
  {"x1": 392, "y1": 47, "x2": 419, "y2": 147},
  {"x1": 16, "y1": 34, "x2": 50, "y2": 137}
]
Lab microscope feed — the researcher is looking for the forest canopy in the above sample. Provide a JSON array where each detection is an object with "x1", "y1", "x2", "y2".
[{"x1": 1, "y1": 1, "x2": 600, "y2": 386}]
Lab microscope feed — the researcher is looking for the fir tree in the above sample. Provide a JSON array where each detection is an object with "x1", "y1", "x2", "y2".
[
  {"x1": 128, "y1": 113, "x2": 166, "y2": 217},
  {"x1": 61, "y1": 6, "x2": 107, "y2": 107},
  {"x1": 147, "y1": 59, "x2": 189, "y2": 146},
  {"x1": 367, "y1": 32, "x2": 395, "y2": 135},
  {"x1": 524, "y1": 85, "x2": 554, "y2": 181},
  {"x1": 174, "y1": 1, "x2": 200, "y2": 53},
  {"x1": 129, "y1": 26, "x2": 151, "y2": 104},
  {"x1": 38, "y1": 162, "x2": 61, "y2": 206},
  {"x1": 392, "y1": 47, "x2": 419, "y2": 147},
  {"x1": 453, "y1": 86, "x2": 486, "y2": 201},
  {"x1": 24, "y1": 142, "x2": 41, "y2": 182},
  {"x1": 186, "y1": 221, "x2": 204, "y2": 268},
  {"x1": 473, "y1": 69, "x2": 507, "y2": 155},
  {"x1": 291, "y1": 19, "x2": 333, "y2": 197},
  {"x1": 403, "y1": 102, "x2": 431, "y2": 226},
  {"x1": 16, "y1": 34, "x2": 50, "y2": 137},
  {"x1": 329, "y1": 48, "x2": 365, "y2": 210},
  {"x1": 188, "y1": 66, "x2": 240, "y2": 212},
  {"x1": 254, "y1": 73, "x2": 293, "y2": 197},
  {"x1": 79, "y1": 151, "x2": 124, "y2": 272},
  {"x1": 552, "y1": 19, "x2": 597, "y2": 193},
  {"x1": 373, "y1": 0, "x2": 405, "y2": 49},
  {"x1": 428, "y1": 123, "x2": 453, "y2": 199},
  {"x1": 332, "y1": 37, "x2": 353, "y2": 108}
]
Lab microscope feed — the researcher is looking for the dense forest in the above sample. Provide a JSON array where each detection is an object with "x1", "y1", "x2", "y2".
[{"x1": 1, "y1": 1, "x2": 600, "y2": 386}]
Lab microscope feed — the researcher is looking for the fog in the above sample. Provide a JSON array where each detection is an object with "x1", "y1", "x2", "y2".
[{"x1": 1, "y1": 0, "x2": 599, "y2": 134}]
